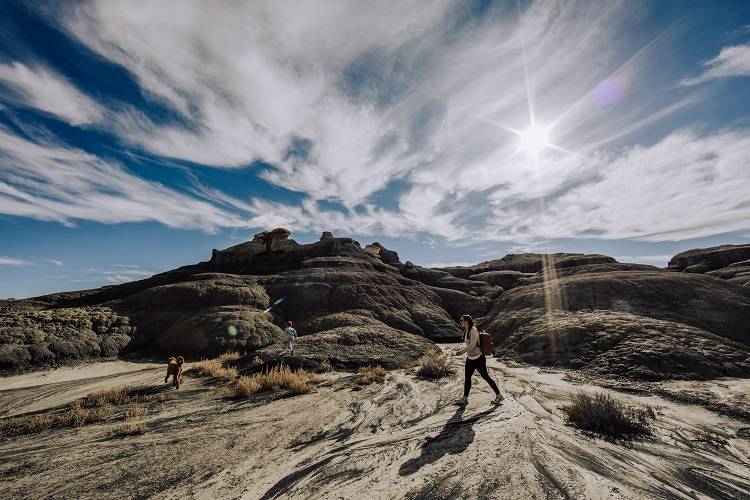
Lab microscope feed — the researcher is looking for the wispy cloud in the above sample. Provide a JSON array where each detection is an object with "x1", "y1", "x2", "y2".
[
  {"x1": 681, "y1": 43, "x2": 750, "y2": 86},
  {"x1": 45, "y1": 258, "x2": 63, "y2": 266},
  {"x1": 0, "y1": 256, "x2": 32, "y2": 266},
  {"x1": 0, "y1": 0, "x2": 745, "y2": 246},
  {"x1": 0, "y1": 62, "x2": 104, "y2": 125},
  {"x1": 0, "y1": 125, "x2": 250, "y2": 230}
]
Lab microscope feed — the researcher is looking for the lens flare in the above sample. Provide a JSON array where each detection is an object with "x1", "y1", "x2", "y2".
[
  {"x1": 227, "y1": 325, "x2": 238, "y2": 337},
  {"x1": 263, "y1": 297, "x2": 286, "y2": 313}
]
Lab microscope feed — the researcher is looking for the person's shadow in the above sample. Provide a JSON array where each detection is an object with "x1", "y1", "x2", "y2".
[{"x1": 399, "y1": 404, "x2": 497, "y2": 476}]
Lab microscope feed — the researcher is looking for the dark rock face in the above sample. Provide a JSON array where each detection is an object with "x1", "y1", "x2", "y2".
[
  {"x1": 496, "y1": 310, "x2": 750, "y2": 380},
  {"x1": 668, "y1": 244, "x2": 750, "y2": 274},
  {"x1": 0, "y1": 234, "x2": 475, "y2": 374},
  {"x1": 256, "y1": 314, "x2": 439, "y2": 371},
  {"x1": 482, "y1": 270, "x2": 750, "y2": 380},
  {"x1": 0, "y1": 303, "x2": 131, "y2": 372},
  {"x1": 707, "y1": 260, "x2": 750, "y2": 287},
  {"x1": 3, "y1": 237, "x2": 750, "y2": 382}
]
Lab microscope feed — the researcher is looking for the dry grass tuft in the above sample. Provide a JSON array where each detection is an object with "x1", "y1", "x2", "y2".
[
  {"x1": 319, "y1": 359, "x2": 332, "y2": 372},
  {"x1": 416, "y1": 352, "x2": 453, "y2": 379},
  {"x1": 84, "y1": 386, "x2": 130, "y2": 407},
  {"x1": 125, "y1": 404, "x2": 148, "y2": 419},
  {"x1": 562, "y1": 392, "x2": 655, "y2": 439},
  {"x1": 187, "y1": 359, "x2": 239, "y2": 381},
  {"x1": 236, "y1": 376, "x2": 263, "y2": 397},
  {"x1": 0, "y1": 386, "x2": 171, "y2": 438},
  {"x1": 693, "y1": 429, "x2": 728, "y2": 447},
  {"x1": 251, "y1": 356, "x2": 264, "y2": 366},
  {"x1": 0, "y1": 402, "x2": 114, "y2": 437},
  {"x1": 234, "y1": 364, "x2": 318, "y2": 398},
  {"x1": 83, "y1": 386, "x2": 172, "y2": 407},
  {"x1": 111, "y1": 421, "x2": 146, "y2": 437},
  {"x1": 217, "y1": 351, "x2": 240, "y2": 363},
  {"x1": 356, "y1": 365, "x2": 386, "y2": 385}
]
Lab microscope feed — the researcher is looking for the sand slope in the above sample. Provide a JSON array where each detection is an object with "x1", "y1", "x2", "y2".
[{"x1": 1, "y1": 346, "x2": 748, "y2": 499}]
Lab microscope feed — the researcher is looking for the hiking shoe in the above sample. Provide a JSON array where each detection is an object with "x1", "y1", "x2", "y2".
[
  {"x1": 453, "y1": 397, "x2": 468, "y2": 405},
  {"x1": 492, "y1": 394, "x2": 504, "y2": 405}
]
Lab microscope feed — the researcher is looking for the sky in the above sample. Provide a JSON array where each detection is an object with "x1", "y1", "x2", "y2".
[{"x1": 1, "y1": 0, "x2": 749, "y2": 299}]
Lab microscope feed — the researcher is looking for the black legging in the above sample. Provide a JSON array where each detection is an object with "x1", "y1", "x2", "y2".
[{"x1": 464, "y1": 355, "x2": 500, "y2": 398}]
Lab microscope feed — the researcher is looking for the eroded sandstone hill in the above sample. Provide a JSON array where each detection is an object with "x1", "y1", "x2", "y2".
[{"x1": 1, "y1": 232, "x2": 749, "y2": 380}]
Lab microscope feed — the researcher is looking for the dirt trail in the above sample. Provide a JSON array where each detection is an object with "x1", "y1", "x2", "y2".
[{"x1": 1, "y1": 346, "x2": 749, "y2": 499}]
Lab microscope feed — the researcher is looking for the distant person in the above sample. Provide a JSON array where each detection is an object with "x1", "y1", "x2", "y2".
[
  {"x1": 165, "y1": 356, "x2": 184, "y2": 389},
  {"x1": 454, "y1": 314, "x2": 503, "y2": 405},
  {"x1": 285, "y1": 321, "x2": 297, "y2": 355}
]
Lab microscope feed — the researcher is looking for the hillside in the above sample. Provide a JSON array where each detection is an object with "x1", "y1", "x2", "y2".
[{"x1": 1, "y1": 231, "x2": 749, "y2": 381}]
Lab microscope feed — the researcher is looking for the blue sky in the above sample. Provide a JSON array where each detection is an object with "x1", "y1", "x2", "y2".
[{"x1": 1, "y1": 0, "x2": 749, "y2": 298}]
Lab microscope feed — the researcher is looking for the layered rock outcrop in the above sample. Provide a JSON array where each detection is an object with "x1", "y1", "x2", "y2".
[{"x1": 2, "y1": 235, "x2": 749, "y2": 381}]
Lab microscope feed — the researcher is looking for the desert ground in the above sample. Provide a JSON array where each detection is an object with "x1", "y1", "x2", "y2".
[{"x1": 1, "y1": 345, "x2": 748, "y2": 500}]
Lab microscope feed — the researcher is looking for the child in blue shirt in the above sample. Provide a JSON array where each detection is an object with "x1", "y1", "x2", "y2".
[{"x1": 284, "y1": 321, "x2": 297, "y2": 355}]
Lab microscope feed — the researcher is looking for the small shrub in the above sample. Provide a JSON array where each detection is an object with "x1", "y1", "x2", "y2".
[
  {"x1": 562, "y1": 392, "x2": 655, "y2": 439},
  {"x1": 251, "y1": 356, "x2": 264, "y2": 366},
  {"x1": 356, "y1": 365, "x2": 386, "y2": 385},
  {"x1": 416, "y1": 352, "x2": 453, "y2": 379},
  {"x1": 187, "y1": 359, "x2": 239, "y2": 381},
  {"x1": 319, "y1": 359, "x2": 332, "y2": 372}
]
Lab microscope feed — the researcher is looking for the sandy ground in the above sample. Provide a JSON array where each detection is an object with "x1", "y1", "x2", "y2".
[{"x1": 1, "y1": 345, "x2": 749, "y2": 499}]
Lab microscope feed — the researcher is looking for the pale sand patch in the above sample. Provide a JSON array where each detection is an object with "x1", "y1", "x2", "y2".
[{"x1": 0, "y1": 345, "x2": 748, "y2": 499}]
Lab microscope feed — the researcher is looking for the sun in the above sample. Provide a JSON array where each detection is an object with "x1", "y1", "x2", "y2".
[{"x1": 518, "y1": 123, "x2": 551, "y2": 157}]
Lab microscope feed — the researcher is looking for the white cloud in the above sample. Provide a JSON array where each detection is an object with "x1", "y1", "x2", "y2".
[
  {"x1": 613, "y1": 255, "x2": 671, "y2": 265},
  {"x1": 45, "y1": 258, "x2": 63, "y2": 266},
  {"x1": 0, "y1": 126, "x2": 251, "y2": 230},
  {"x1": 0, "y1": 62, "x2": 104, "y2": 125},
  {"x1": 3, "y1": 0, "x2": 743, "y2": 246},
  {"x1": 681, "y1": 43, "x2": 750, "y2": 86},
  {"x1": 0, "y1": 256, "x2": 32, "y2": 266},
  {"x1": 489, "y1": 129, "x2": 750, "y2": 242}
]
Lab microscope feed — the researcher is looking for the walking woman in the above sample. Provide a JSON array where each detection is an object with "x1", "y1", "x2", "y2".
[{"x1": 454, "y1": 314, "x2": 503, "y2": 405}]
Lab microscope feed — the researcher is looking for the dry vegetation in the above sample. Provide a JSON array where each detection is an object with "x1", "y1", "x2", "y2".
[
  {"x1": 216, "y1": 351, "x2": 240, "y2": 363},
  {"x1": 415, "y1": 351, "x2": 453, "y2": 379},
  {"x1": 1, "y1": 401, "x2": 113, "y2": 437},
  {"x1": 1, "y1": 386, "x2": 170, "y2": 438},
  {"x1": 562, "y1": 392, "x2": 655, "y2": 439},
  {"x1": 234, "y1": 364, "x2": 319, "y2": 398},
  {"x1": 111, "y1": 421, "x2": 146, "y2": 437},
  {"x1": 319, "y1": 359, "x2": 332, "y2": 372},
  {"x1": 187, "y1": 358, "x2": 239, "y2": 382},
  {"x1": 692, "y1": 429, "x2": 729, "y2": 447},
  {"x1": 355, "y1": 365, "x2": 386, "y2": 385},
  {"x1": 83, "y1": 386, "x2": 172, "y2": 407}
]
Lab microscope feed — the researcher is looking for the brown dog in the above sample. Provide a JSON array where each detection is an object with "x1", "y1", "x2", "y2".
[{"x1": 165, "y1": 356, "x2": 184, "y2": 389}]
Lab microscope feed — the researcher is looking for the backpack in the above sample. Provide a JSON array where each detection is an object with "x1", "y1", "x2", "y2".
[{"x1": 478, "y1": 330, "x2": 494, "y2": 356}]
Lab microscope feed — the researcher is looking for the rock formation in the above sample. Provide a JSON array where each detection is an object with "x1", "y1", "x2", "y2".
[
  {"x1": 1, "y1": 235, "x2": 749, "y2": 381},
  {"x1": 668, "y1": 243, "x2": 750, "y2": 287}
]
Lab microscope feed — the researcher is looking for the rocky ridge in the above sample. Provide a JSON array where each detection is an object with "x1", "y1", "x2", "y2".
[{"x1": 1, "y1": 234, "x2": 749, "y2": 381}]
